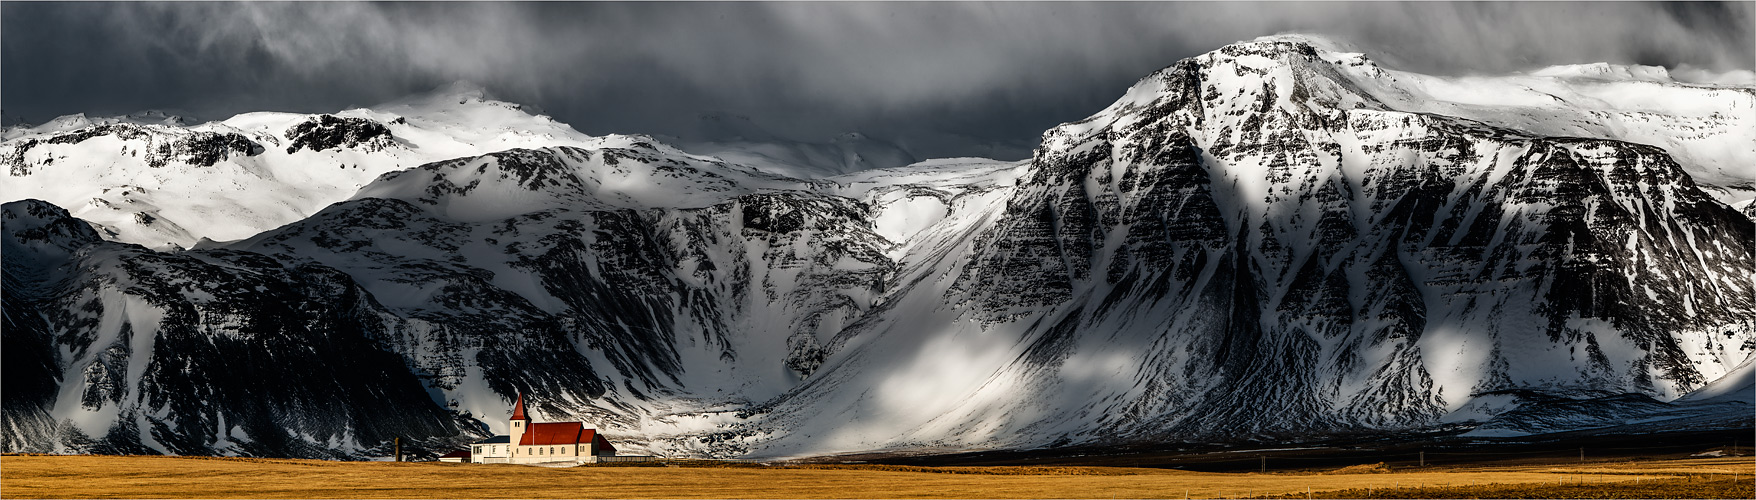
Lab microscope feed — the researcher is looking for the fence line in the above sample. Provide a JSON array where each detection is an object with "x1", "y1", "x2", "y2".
[{"x1": 590, "y1": 456, "x2": 761, "y2": 464}]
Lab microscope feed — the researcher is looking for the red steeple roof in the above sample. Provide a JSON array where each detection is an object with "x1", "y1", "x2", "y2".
[{"x1": 511, "y1": 392, "x2": 528, "y2": 421}]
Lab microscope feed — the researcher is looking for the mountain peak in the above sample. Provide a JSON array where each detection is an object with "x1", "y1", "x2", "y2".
[
  {"x1": 372, "y1": 80, "x2": 514, "y2": 115},
  {"x1": 1208, "y1": 33, "x2": 1348, "y2": 63},
  {"x1": 1046, "y1": 32, "x2": 1387, "y2": 148},
  {"x1": 120, "y1": 110, "x2": 199, "y2": 127},
  {"x1": 427, "y1": 80, "x2": 494, "y2": 103},
  {"x1": 1248, "y1": 33, "x2": 1368, "y2": 53},
  {"x1": 1530, "y1": 62, "x2": 1673, "y2": 82}
]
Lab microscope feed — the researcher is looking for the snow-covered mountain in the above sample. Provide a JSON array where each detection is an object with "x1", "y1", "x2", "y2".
[
  {"x1": 0, "y1": 82, "x2": 627, "y2": 250},
  {"x1": 1290, "y1": 37, "x2": 1756, "y2": 205},
  {"x1": 734, "y1": 35, "x2": 1754, "y2": 456},
  {"x1": 3, "y1": 34, "x2": 1751, "y2": 459},
  {"x1": 664, "y1": 112, "x2": 920, "y2": 179}
]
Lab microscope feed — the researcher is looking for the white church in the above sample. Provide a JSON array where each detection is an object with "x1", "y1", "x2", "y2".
[{"x1": 468, "y1": 393, "x2": 617, "y2": 464}]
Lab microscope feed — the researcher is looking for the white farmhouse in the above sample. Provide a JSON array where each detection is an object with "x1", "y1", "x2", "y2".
[{"x1": 469, "y1": 393, "x2": 617, "y2": 464}]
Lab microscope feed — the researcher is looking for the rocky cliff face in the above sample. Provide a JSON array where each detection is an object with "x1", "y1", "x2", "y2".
[
  {"x1": 3, "y1": 200, "x2": 465, "y2": 457},
  {"x1": 731, "y1": 39, "x2": 1752, "y2": 457},
  {"x1": 3, "y1": 36, "x2": 1751, "y2": 459}
]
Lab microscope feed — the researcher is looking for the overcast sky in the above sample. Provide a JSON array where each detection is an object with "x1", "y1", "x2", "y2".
[{"x1": 4, "y1": 2, "x2": 1752, "y2": 160}]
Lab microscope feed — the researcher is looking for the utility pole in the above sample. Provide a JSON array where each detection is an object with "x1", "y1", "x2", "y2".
[
  {"x1": 1579, "y1": 447, "x2": 1584, "y2": 463},
  {"x1": 395, "y1": 437, "x2": 403, "y2": 462},
  {"x1": 1260, "y1": 455, "x2": 1266, "y2": 474},
  {"x1": 1419, "y1": 451, "x2": 1424, "y2": 467}
]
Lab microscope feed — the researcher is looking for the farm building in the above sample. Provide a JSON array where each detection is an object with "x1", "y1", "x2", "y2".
[{"x1": 468, "y1": 393, "x2": 617, "y2": 464}]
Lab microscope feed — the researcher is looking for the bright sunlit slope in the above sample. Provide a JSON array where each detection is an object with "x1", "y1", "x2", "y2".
[
  {"x1": 1284, "y1": 34, "x2": 1756, "y2": 204},
  {"x1": 1, "y1": 82, "x2": 654, "y2": 250}
]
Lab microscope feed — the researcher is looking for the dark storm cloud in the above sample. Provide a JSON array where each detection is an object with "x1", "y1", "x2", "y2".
[{"x1": 4, "y1": 2, "x2": 1751, "y2": 160}]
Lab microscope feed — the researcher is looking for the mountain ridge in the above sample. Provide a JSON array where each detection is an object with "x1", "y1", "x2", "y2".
[{"x1": 2, "y1": 34, "x2": 1751, "y2": 459}]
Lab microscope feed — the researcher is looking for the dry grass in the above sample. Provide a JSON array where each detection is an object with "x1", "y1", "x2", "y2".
[
  {"x1": 0, "y1": 454, "x2": 1749, "y2": 499},
  {"x1": 1266, "y1": 476, "x2": 1752, "y2": 499},
  {"x1": 1324, "y1": 462, "x2": 1392, "y2": 475},
  {"x1": 781, "y1": 464, "x2": 1140, "y2": 475}
]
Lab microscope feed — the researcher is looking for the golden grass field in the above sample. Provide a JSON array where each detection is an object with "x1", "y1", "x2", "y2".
[{"x1": 0, "y1": 454, "x2": 1749, "y2": 499}]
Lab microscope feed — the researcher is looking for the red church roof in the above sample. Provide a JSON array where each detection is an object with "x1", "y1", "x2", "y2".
[
  {"x1": 511, "y1": 392, "x2": 528, "y2": 421},
  {"x1": 594, "y1": 433, "x2": 617, "y2": 454},
  {"x1": 506, "y1": 394, "x2": 617, "y2": 452},
  {"x1": 519, "y1": 422, "x2": 587, "y2": 446}
]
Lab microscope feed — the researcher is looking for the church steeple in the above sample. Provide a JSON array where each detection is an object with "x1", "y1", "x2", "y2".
[
  {"x1": 509, "y1": 392, "x2": 529, "y2": 452},
  {"x1": 511, "y1": 392, "x2": 529, "y2": 421}
]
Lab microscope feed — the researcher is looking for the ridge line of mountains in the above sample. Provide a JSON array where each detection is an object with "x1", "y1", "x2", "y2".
[{"x1": 4, "y1": 34, "x2": 1752, "y2": 460}]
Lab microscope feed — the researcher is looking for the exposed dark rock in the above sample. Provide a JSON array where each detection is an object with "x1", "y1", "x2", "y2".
[{"x1": 284, "y1": 115, "x2": 394, "y2": 154}]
